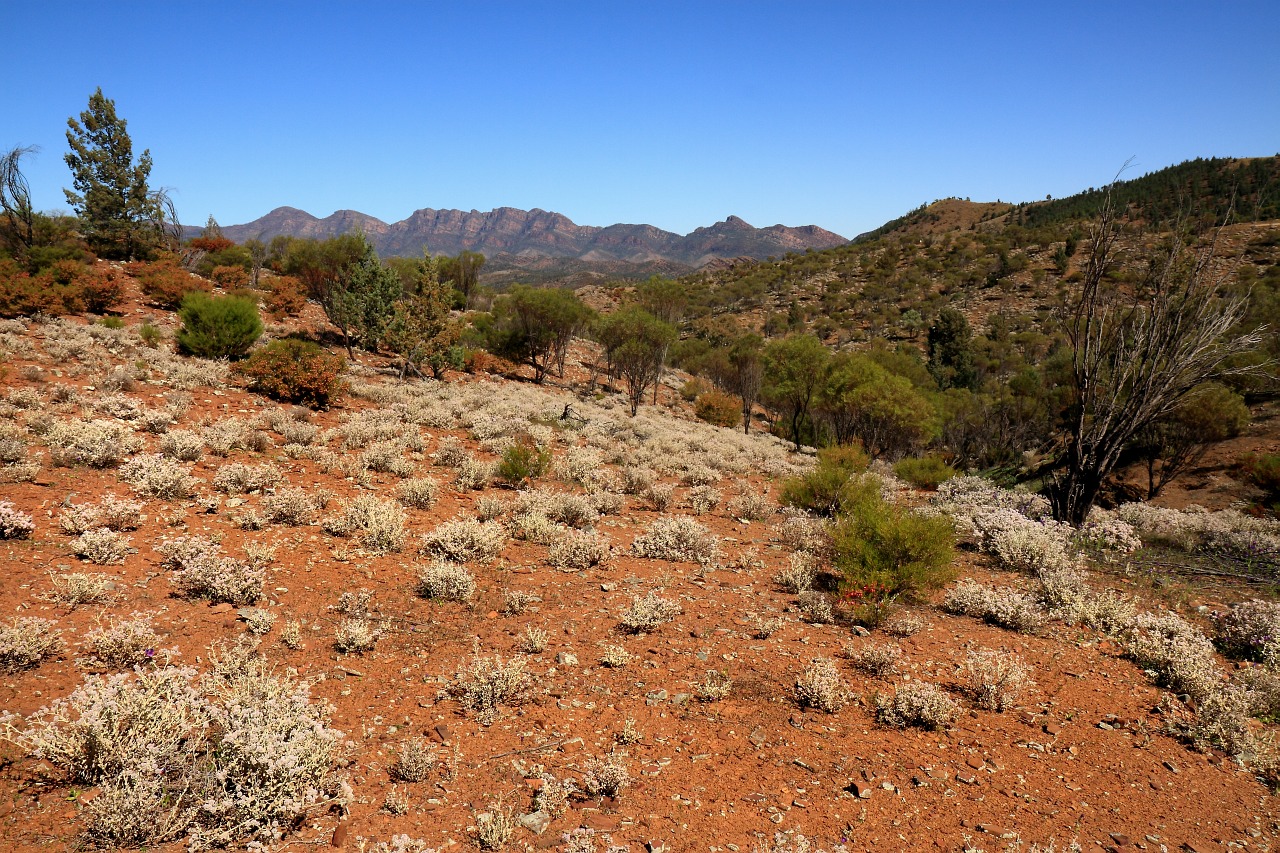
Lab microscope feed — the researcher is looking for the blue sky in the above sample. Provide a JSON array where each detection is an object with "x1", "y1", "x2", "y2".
[{"x1": 6, "y1": 1, "x2": 1279, "y2": 239}]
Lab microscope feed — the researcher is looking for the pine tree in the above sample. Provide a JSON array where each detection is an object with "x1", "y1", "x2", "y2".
[{"x1": 64, "y1": 88, "x2": 165, "y2": 260}]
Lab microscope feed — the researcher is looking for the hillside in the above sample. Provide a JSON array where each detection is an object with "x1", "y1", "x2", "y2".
[
  {"x1": 219, "y1": 206, "x2": 848, "y2": 269},
  {"x1": 0, "y1": 268, "x2": 1278, "y2": 853}
]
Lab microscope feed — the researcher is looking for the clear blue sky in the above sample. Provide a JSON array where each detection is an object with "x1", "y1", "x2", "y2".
[{"x1": 6, "y1": 1, "x2": 1279, "y2": 239}]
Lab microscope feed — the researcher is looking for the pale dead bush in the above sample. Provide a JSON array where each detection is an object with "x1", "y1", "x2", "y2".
[
  {"x1": 79, "y1": 613, "x2": 171, "y2": 670},
  {"x1": 776, "y1": 514, "x2": 833, "y2": 557},
  {"x1": 454, "y1": 456, "x2": 494, "y2": 491},
  {"x1": 201, "y1": 418, "x2": 251, "y2": 457},
  {"x1": 390, "y1": 737, "x2": 441, "y2": 783},
  {"x1": 473, "y1": 801, "x2": 516, "y2": 851},
  {"x1": 517, "y1": 625, "x2": 549, "y2": 654},
  {"x1": 118, "y1": 453, "x2": 198, "y2": 498},
  {"x1": 794, "y1": 657, "x2": 851, "y2": 713},
  {"x1": 797, "y1": 590, "x2": 834, "y2": 624},
  {"x1": 510, "y1": 509, "x2": 561, "y2": 544},
  {"x1": 334, "y1": 618, "x2": 380, "y2": 653},
  {"x1": 46, "y1": 418, "x2": 142, "y2": 467},
  {"x1": 1119, "y1": 610, "x2": 1222, "y2": 702},
  {"x1": 417, "y1": 561, "x2": 477, "y2": 602},
  {"x1": 963, "y1": 649, "x2": 1034, "y2": 711},
  {"x1": 90, "y1": 392, "x2": 142, "y2": 421},
  {"x1": 159, "y1": 428, "x2": 205, "y2": 461},
  {"x1": 159, "y1": 536, "x2": 264, "y2": 605},
  {"x1": 360, "y1": 439, "x2": 414, "y2": 477},
  {"x1": 242, "y1": 607, "x2": 277, "y2": 634},
  {"x1": 502, "y1": 589, "x2": 538, "y2": 616},
  {"x1": 71, "y1": 527, "x2": 134, "y2": 564},
  {"x1": 599, "y1": 644, "x2": 634, "y2": 668},
  {"x1": 45, "y1": 571, "x2": 114, "y2": 608},
  {"x1": 643, "y1": 482, "x2": 675, "y2": 511},
  {"x1": 447, "y1": 652, "x2": 533, "y2": 725},
  {"x1": 883, "y1": 613, "x2": 927, "y2": 637},
  {"x1": 621, "y1": 466, "x2": 655, "y2": 494},
  {"x1": 0, "y1": 617, "x2": 61, "y2": 672},
  {"x1": 695, "y1": 669, "x2": 733, "y2": 702},
  {"x1": 262, "y1": 486, "x2": 319, "y2": 525},
  {"x1": 0, "y1": 500, "x2": 35, "y2": 539},
  {"x1": 421, "y1": 518, "x2": 506, "y2": 563},
  {"x1": 774, "y1": 552, "x2": 818, "y2": 593},
  {"x1": 618, "y1": 591, "x2": 682, "y2": 634},
  {"x1": 58, "y1": 494, "x2": 142, "y2": 534},
  {"x1": 581, "y1": 752, "x2": 630, "y2": 797},
  {"x1": 433, "y1": 436, "x2": 468, "y2": 467},
  {"x1": 548, "y1": 529, "x2": 611, "y2": 569},
  {"x1": 324, "y1": 495, "x2": 407, "y2": 553},
  {"x1": 875, "y1": 681, "x2": 960, "y2": 729},
  {"x1": 396, "y1": 477, "x2": 439, "y2": 509},
  {"x1": 942, "y1": 579, "x2": 1048, "y2": 633},
  {"x1": 727, "y1": 487, "x2": 773, "y2": 521},
  {"x1": 748, "y1": 613, "x2": 783, "y2": 639},
  {"x1": 685, "y1": 484, "x2": 722, "y2": 515},
  {"x1": 632, "y1": 516, "x2": 719, "y2": 565},
  {"x1": 213, "y1": 462, "x2": 282, "y2": 494},
  {"x1": 845, "y1": 642, "x2": 902, "y2": 678},
  {"x1": 1214, "y1": 599, "x2": 1280, "y2": 660}
]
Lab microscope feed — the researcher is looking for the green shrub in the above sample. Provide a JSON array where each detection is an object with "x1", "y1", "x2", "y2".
[
  {"x1": 1242, "y1": 453, "x2": 1280, "y2": 499},
  {"x1": 176, "y1": 292, "x2": 263, "y2": 359},
  {"x1": 780, "y1": 444, "x2": 870, "y2": 515},
  {"x1": 893, "y1": 454, "x2": 956, "y2": 490},
  {"x1": 236, "y1": 339, "x2": 345, "y2": 409},
  {"x1": 138, "y1": 322, "x2": 162, "y2": 348},
  {"x1": 694, "y1": 390, "x2": 741, "y2": 428},
  {"x1": 831, "y1": 475, "x2": 955, "y2": 598},
  {"x1": 96, "y1": 316, "x2": 125, "y2": 329},
  {"x1": 497, "y1": 440, "x2": 552, "y2": 488}
]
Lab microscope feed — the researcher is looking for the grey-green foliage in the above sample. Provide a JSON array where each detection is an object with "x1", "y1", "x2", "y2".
[
  {"x1": 176, "y1": 292, "x2": 263, "y2": 360},
  {"x1": 327, "y1": 235, "x2": 402, "y2": 358}
]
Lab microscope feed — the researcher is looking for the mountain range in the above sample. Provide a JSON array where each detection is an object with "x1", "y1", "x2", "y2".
[{"x1": 219, "y1": 206, "x2": 848, "y2": 267}]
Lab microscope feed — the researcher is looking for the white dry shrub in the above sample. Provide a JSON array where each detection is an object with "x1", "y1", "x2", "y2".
[
  {"x1": 845, "y1": 642, "x2": 902, "y2": 678},
  {"x1": 502, "y1": 589, "x2": 538, "y2": 616},
  {"x1": 390, "y1": 737, "x2": 440, "y2": 783},
  {"x1": 433, "y1": 436, "x2": 469, "y2": 467},
  {"x1": 1036, "y1": 561, "x2": 1136, "y2": 634},
  {"x1": 695, "y1": 669, "x2": 733, "y2": 702},
  {"x1": 510, "y1": 509, "x2": 561, "y2": 544},
  {"x1": 197, "y1": 418, "x2": 243, "y2": 457},
  {"x1": 325, "y1": 495, "x2": 407, "y2": 553},
  {"x1": 581, "y1": 753, "x2": 630, "y2": 797},
  {"x1": 931, "y1": 475, "x2": 1051, "y2": 540},
  {"x1": 533, "y1": 772, "x2": 577, "y2": 816},
  {"x1": 0, "y1": 500, "x2": 35, "y2": 539},
  {"x1": 475, "y1": 495, "x2": 508, "y2": 521},
  {"x1": 963, "y1": 649, "x2": 1034, "y2": 711},
  {"x1": 417, "y1": 560, "x2": 477, "y2": 602},
  {"x1": 752, "y1": 831, "x2": 851, "y2": 853},
  {"x1": 618, "y1": 591, "x2": 682, "y2": 634},
  {"x1": 686, "y1": 484, "x2": 722, "y2": 515},
  {"x1": 45, "y1": 571, "x2": 114, "y2": 608},
  {"x1": 643, "y1": 482, "x2": 675, "y2": 511},
  {"x1": 360, "y1": 439, "x2": 414, "y2": 476},
  {"x1": 517, "y1": 625, "x2": 549, "y2": 654},
  {"x1": 0, "y1": 617, "x2": 62, "y2": 672},
  {"x1": 1214, "y1": 599, "x2": 1280, "y2": 660},
  {"x1": 447, "y1": 653, "x2": 533, "y2": 725},
  {"x1": 79, "y1": 613, "x2": 170, "y2": 670},
  {"x1": 548, "y1": 529, "x2": 611, "y2": 569},
  {"x1": 587, "y1": 487, "x2": 624, "y2": 516},
  {"x1": 875, "y1": 680, "x2": 960, "y2": 729},
  {"x1": 557, "y1": 447, "x2": 602, "y2": 487},
  {"x1": 159, "y1": 535, "x2": 264, "y2": 605},
  {"x1": 118, "y1": 453, "x2": 198, "y2": 498},
  {"x1": 159, "y1": 428, "x2": 205, "y2": 461},
  {"x1": 90, "y1": 392, "x2": 142, "y2": 421},
  {"x1": 213, "y1": 463, "x2": 282, "y2": 494},
  {"x1": 727, "y1": 486, "x2": 773, "y2": 521},
  {"x1": 334, "y1": 618, "x2": 380, "y2": 653},
  {"x1": 369, "y1": 837, "x2": 437, "y2": 853},
  {"x1": 1074, "y1": 510, "x2": 1143, "y2": 563},
  {"x1": 621, "y1": 466, "x2": 655, "y2": 494},
  {"x1": 748, "y1": 613, "x2": 784, "y2": 639},
  {"x1": 599, "y1": 644, "x2": 634, "y2": 668},
  {"x1": 680, "y1": 464, "x2": 720, "y2": 487},
  {"x1": 277, "y1": 418, "x2": 318, "y2": 446},
  {"x1": 421, "y1": 517, "x2": 506, "y2": 563},
  {"x1": 46, "y1": 418, "x2": 142, "y2": 467},
  {"x1": 632, "y1": 516, "x2": 719, "y2": 565},
  {"x1": 140, "y1": 408, "x2": 174, "y2": 434},
  {"x1": 797, "y1": 590, "x2": 834, "y2": 624},
  {"x1": 242, "y1": 607, "x2": 277, "y2": 635},
  {"x1": 981, "y1": 510, "x2": 1076, "y2": 574},
  {"x1": 942, "y1": 579, "x2": 1048, "y2": 633},
  {"x1": 776, "y1": 514, "x2": 833, "y2": 557},
  {"x1": 279, "y1": 620, "x2": 304, "y2": 650},
  {"x1": 794, "y1": 657, "x2": 851, "y2": 713},
  {"x1": 396, "y1": 476, "x2": 439, "y2": 509},
  {"x1": 775, "y1": 552, "x2": 818, "y2": 593},
  {"x1": 71, "y1": 527, "x2": 134, "y2": 564},
  {"x1": 1119, "y1": 609, "x2": 1222, "y2": 702},
  {"x1": 883, "y1": 612, "x2": 927, "y2": 637},
  {"x1": 58, "y1": 494, "x2": 143, "y2": 534},
  {"x1": 473, "y1": 802, "x2": 516, "y2": 851},
  {"x1": 262, "y1": 486, "x2": 319, "y2": 525},
  {"x1": 454, "y1": 455, "x2": 494, "y2": 491}
]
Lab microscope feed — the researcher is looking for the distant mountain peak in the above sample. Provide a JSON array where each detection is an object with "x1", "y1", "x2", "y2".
[{"x1": 220, "y1": 205, "x2": 846, "y2": 266}]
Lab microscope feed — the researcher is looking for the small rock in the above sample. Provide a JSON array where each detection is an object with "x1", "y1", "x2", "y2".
[
  {"x1": 1109, "y1": 832, "x2": 1132, "y2": 847},
  {"x1": 965, "y1": 755, "x2": 985, "y2": 770},
  {"x1": 518, "y1": 810, "x2": 551, "y2": 835},
  {"x1": 601, "y1": 583, "x2": 617, "y2": 591},
  {"x1": 434, "y1": 724, "x2": 454, "y2": 743},
  {"x1": 1163, "y1": 760, "x2": 1180, "y2": 774},
  {"x1": 792, "y1": 798, "x2": 810, "y2": 809},
  {"x1": 556, "y1": 652, "x2": 579, "y2": 666},
  {"x1": 849, "y1": 780, "x2": 874, "y2": 799},
  {"x1": 1043, "y1": 723, "x2": 1062, "y2": 736},
  {"x1": 331, "y1": 821, "x2": 348, "y2": 848},
  {"x1": 852, "y1": 625, "x2": 870, "y2": 637},
  {"x1": 956, "y1": 774, "x2": 979, "y2": 786}
]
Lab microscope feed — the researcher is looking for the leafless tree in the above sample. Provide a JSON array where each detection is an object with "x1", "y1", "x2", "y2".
[
  {"x1": 1049, "y1": 183, "x2": 1265, "y2": 525},
  {"x1": 0, "y1": 145, "x2": 38, "y2": 254}
]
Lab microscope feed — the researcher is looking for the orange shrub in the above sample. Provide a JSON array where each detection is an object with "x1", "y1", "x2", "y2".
[
  {"x1": 264, "y1": 275, "x2": 308, "y2": 319},
  {"x1": 77, "y1": 265, "x2": 127, "y2": 314},
  {"x1": 0, "y1": 259, "x2": 125, "y2": 317},
  {"x1": 695, "y1": 390, "x2": 741, "y2": 428},
  {"x1": 128, "y1": 257, "x2": 210, "y2": 309},
  {"x1": 235, "y1": 338, "x2": 345, "y2": 409},
  {"x1": 463, "y1": 349, "x2": 517, "y2": 376}
]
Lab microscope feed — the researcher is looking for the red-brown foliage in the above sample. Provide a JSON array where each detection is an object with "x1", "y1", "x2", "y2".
[
  {"x1": 127, "y1": 257, "x2": 211, "y2": 309},
  {"x1": 235, "y1": 338, "x2": 345, "y2": 409},
  {"x1": 263, "y1": 275, "x2": 308, "y2": 319}
]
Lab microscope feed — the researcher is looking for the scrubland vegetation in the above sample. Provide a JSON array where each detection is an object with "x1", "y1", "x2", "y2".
[{"x1": 0, "y1": 91, "x2": 1279, "y2": 850}]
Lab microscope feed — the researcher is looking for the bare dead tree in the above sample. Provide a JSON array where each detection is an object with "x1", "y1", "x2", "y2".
[
  {"x1": 1049, "y1": 183, "x2": 1265, "y2": 525},
  {"x1": 0, "y1": 145, "x2": 38, "y2": 254}
]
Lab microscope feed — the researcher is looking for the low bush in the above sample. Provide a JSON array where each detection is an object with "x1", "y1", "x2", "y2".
[
  {"x1": 942, "y1": 578, "x2": 1047, "y2": 633},
  {"x1": 236, "y1": 339, "x2": 345, "y2": 409},
  {"x1": 1215, "y1": 599, "x2": 1280, "y2": 660},
  {"x1": 632, "y1": 516, "x2": 719, "y2": 565},
  {"x1": 264, "y1": 275, "x2": 308, "y2": 318},
  {"x1": 496, "y1": 439, "x2": 551, "y2": 488},
  {"x1": 618, "y1": 591, "x2": 681, "y2": 634},
  {"x1": 963, "y1": 649, "x2": 1034, "y2": 711},
  {"x1": 324, "y1": 495, "x2": 406, "y2": 553},
  {"x1": 694, "y1": 390, "x2": 741, "y2": 428},
  {"x1": 447, "y1": 652, "x2": 533, "y2": 725},
  {"x1": 830, "y1": 475, "x2": 955, "y2": 598},
  {"x1": 420, "y1": 518, "x2": 506, "y2": 563},
  {"x1": 128, "y1": 257, "x2": 210, "y2": 309},
  {"x1": 176, "y1": 291, "x2": 263, "y2": 360},
  {"x1": 417, "y1": 561, "x2": 477, "y2": 602},
  {"x1": 46, "y1": 419, "x2": 142, "y2": 468},
  {"x1": 0, "y1": 617, "x2": 62, "y2": 672},
  {"x1": 780, "y1": 444, "x2": 869, "y2": 516},
  {"x1": 794, "y1": 657, "x2": 850, "y2": 713},
  {"x1": 875, "y1": 681, "x2": 960, "y2": 729},
  {"x1": 0, "y1": 500, "x2": 35, "y2": 539},
  {"x1": 892, "y1": 454, "x2": 956, "y2": 490},
  {"x1": 117, "y1": 454, "x2": 197, "y2": 498}
]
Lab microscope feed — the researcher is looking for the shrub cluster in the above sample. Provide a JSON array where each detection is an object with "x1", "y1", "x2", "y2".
[
  {"x1": 159, "y1": 536, "x2": 264, "y2": 605},
  {"x1": 617, "y1": 591, "x2": 682, "y2": 634},
  {"x1": 236, "y1": 339, "x2": 345, "y2": 409},
  {"x1": 942, "y1": 578, "x2": 1048, "y2": 633},
  {"x1": 0, "y1": 500, "x2": 35, "y2": 539},
  {"x1": 420, "y1": 518, "x2": 506, "y2": 563},
  {"x1": 874, "y1": 681, "x2": 959, "y2": 729},
  {"x1": 46, "y1": 419, "x2": 142, "y2": 468},
  {"x1": 631, "y1": 516, "x2": 719, "y2": 565},
  {"x1": 128, "y1": 257, "x2": 210, "y2": 308},
  {"x1": 794, "y1": 657, "x2": 850, "y2": 713},
  {"x1": 176, "y1": 292, "x2": 263, "y2": 359}
]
